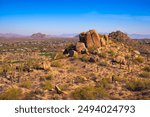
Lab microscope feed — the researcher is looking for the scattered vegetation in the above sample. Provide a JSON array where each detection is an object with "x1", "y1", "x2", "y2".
[
  {"x1": 20, "y1": 81, "x2": 32, "y2": 89},
  {"x1": 51, "y1": 60, "x2": 62, "y2": 67},
  {"x1": 80, "y1": 54, "x2": 90, "y2": 62},
  {"x1": 143, "y1": 66, "x2": 150, "y2": 72},
  {"x1": 126, "y1": 79, "x2": 150, "y2": 91},
  {"x1": 72, "y1": 84, "x2": 109, "y2": 100},
  {"x1": 139, "y1": 72, "x2": 150, "y2": 78},
  {"x1": 132, "y1": 57, "x2": 144, "y2": 64},
  {"x1": 0, "y1": 87, "x2": 22, "y2": 100},
  {"x1": 41, "y1": 81, "x2": 53, "y2": 91}
]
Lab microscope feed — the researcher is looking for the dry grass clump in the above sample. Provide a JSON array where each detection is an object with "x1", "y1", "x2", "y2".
[
  {"x1": 20, "y1": 80, "x2": 32, "y2": 89},
  {"x1": 51, "y1": 60, "x2": 62, "y2": 67},
  {"x1": 132, "y1": 57, "x2": 144, "y2": 64},
  {"x1": 41, "y1": 81, "x2": 53, "y2": 91},
  {"x1": 98, "y1": 52, "x2": 107, "y2": 58},
  {"x1": 74, "y1": 76, "x2": 87, "y2": 84},
  {"x1": 72, "y1": 80, "x2": 109, "y2": 100}
]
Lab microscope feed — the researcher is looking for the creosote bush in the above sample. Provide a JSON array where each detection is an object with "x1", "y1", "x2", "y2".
[
  {"x1": 72, "y1": 83, "x2": 109, "y2": 100},
  {"x1": 0, "y1": 87, "x2": 22, "y2": 100},
  {"x1": 126, "y1": 79, "x2": 150, "y2": 91}
]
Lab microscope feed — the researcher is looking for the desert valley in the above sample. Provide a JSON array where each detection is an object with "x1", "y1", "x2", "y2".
[{"x1": 0, "y1": 30, "x2": 149, "y2": 100}]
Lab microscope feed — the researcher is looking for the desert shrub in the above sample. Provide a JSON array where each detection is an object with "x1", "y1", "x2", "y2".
[
  {"x1": 20, "y1": 81, "x2": 32, "y2": 89},
  {"x1": 98, "y1": 52, "x2": 107, "y2": 58},
  {"x1": 72, "y1": 84, "x2": 108, "y2": 100},
  {"x1": 68, "y1": 66, "x2": 76, "y2": 72},
  {"x1": 96, "y1": 78, "x2": 111, "y2": 90},
  {"x1": 144, "y1": 80, "x2": 150, "y2": 89},
  {"x1": 95, "y1": 86, "x2": 109, "y2": 98},
  {"x1": 133, "y1": 57, "x2": 144, "y2": 64},
  {"x1": 51, "y1": 60, "x2": 62, "y2": 67},
  {"x1": 41, "y1": 81, "x2": 53, "y2": 90},
  {"x1": 126, "y1": 80, "x2": 146, "y2": 91},
  {"x1": 59, "y1": 84, "x2": 69, "y2": 91},
  {"x1": 139, "y1": 72, "x2": 150, "y2": 78},
  {"x1": 0, "y1": 87, "x2": 22, "y2": 100},
  {"x1": 72, "y1": 85, "x2": 96, "y2": 100},
  {"x1": 143, "y1": 66, "x2": 150, "y2": 72}
]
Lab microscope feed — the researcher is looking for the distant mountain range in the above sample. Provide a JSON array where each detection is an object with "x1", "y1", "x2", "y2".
[
  {"x1": 0, "y1": 33, "x2": 28, "y2": 38},
  {"x1": 128, "y1": 34, "x2": 150, "y2": 39},
  {"x1": 0, "y1": 33, "x2": 150, "y2": 39}
]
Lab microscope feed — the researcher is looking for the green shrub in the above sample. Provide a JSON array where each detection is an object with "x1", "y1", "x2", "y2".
[
  {"x1": 72, "y1": 84, "x2": 108, "y2": 100},
  {"x1": 0, "y1": 87, "x2": 22, "y2": 100},
  {"x1": 41, "y1": 81, "x2": 53, "y2": 90},
  {"x1": 95, "y1": 86, "x2": 109, "y2": 98},
  {"x1": 139, "y1": 72, "x2": 150, "y2": 78},
  {"x1": 126, "y1": 80, "x2": 146, "y2": 91},
  {"x1": 20, "y1": 81, "x2": 32, "y2": 89},
  {"x1": 72, "y1": 85, "x2": 96, "y2": 100},
  {"x1": 98, "y1": 52, "x2": 107, "y2": 58}
]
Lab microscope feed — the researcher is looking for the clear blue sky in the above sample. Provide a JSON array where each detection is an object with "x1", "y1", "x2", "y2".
[{"x1": 0, "y1": 0, "x2": 150, "y2": 35}]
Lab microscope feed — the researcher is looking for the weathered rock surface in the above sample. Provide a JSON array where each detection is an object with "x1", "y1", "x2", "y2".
[
  {"x1": 75, "y1": 42, "x2": 88, "y2": 54},
  {"x1": 79, "y1": 30, "x2": 108, "y2": 49}
]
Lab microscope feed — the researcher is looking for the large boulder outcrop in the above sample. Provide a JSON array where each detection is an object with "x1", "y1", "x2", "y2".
[
  {"x1": 64, "y1": 29, "x2": 109, "y2": 56},
  {"x1": 75, "y1": 42, "x2": 88, "y2": 54},
  {"x1": 79, "y1": 30, "x2": 108, "y2": 49}
]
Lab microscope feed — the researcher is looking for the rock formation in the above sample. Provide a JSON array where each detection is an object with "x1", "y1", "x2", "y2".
[
  {"x1": 75, "y1": 42, "x2": 88, "y2": 54},
  {"x1": 31, "y1": 33, "x2": 47, "y2": 39},
  {"x1": 79, "y1": 30, "x2": 108, "y2": 49},
  {"x1": 108, "y1": 31, "x2": 130, "y2": 42},
  {"x1": 64, "y1": 29, "x2": 109, "y2": 56}
]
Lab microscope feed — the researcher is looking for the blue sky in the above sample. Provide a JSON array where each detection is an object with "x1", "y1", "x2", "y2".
[{"x1": 0, "y1": 0, "x2": 150, "y2": 35}]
